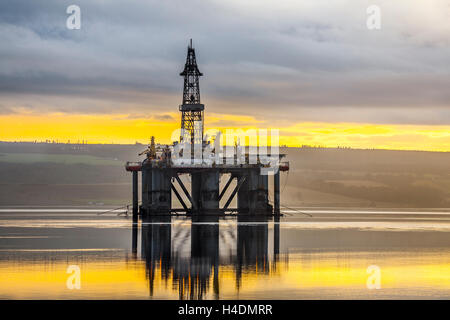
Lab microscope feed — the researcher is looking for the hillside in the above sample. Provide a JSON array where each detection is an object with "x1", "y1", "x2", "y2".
[{"x1": 0, "y1": 142, "x2": 449, "y2": 208}]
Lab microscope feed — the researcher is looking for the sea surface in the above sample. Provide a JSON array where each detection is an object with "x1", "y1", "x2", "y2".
[{"x1": 0, "y1": 207, "x2": 449, "y2": 299}]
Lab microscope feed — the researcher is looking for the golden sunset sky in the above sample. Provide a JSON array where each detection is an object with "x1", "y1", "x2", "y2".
[
  {"x1": 1, "y1": 113, "x2": 450, "y2": 151},
  {"x1": 0, "y1": 0, "x2": 449, "y2": 151}
]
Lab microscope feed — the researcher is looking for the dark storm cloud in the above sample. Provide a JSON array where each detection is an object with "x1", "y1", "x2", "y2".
[{"x1": 0, "y1": 0, "x2": 449, "y2": 124}]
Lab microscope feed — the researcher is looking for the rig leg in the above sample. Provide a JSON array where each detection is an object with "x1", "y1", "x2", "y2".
[
  {"x1": 273, "y1": 215, "x2": 280, "y2": 256},
  {"x1": 132, "y1": 171, "x2": 138, "y2": 217},
  {"x1": 274, "y1": 169, "x2": 280, "y2": 215},
  {"x1": 132, "y1": 214, "x2": 138, "y2": 256}
]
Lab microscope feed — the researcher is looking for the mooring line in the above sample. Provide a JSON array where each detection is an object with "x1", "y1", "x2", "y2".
[
  {"x1": 280, "y1": 204, "x2": 313, "y2": 218},
  {"x1": 97, "y1": 204, "x2": 132, "y2": 216}
]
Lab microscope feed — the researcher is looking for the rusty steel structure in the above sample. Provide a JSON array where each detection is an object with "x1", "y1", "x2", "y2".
[{"x1": 125, "y1": 41, "x2": 289, "y2": 217}]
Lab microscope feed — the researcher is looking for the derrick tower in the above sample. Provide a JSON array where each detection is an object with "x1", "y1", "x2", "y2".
[{"x1": 179, "y1": 39, "x2": 204, "y2": 155}]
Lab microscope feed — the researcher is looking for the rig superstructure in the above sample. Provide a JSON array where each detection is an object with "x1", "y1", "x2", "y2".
[{"x1": 125, "y1": 41, "x2": 288, "y2": 217}]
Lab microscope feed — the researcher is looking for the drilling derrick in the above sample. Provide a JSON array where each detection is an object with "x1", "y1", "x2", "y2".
[
  {"x1": 179, "y1": 39, "x2": 204, "y2": 157},
  {"x1": 125, "y1": 40, "x2": 288, "y2": 217}
]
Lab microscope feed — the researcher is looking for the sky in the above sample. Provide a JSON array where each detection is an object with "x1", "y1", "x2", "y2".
[{"x1": 0, "y1": 0, "x2": 449, "y2": 150}]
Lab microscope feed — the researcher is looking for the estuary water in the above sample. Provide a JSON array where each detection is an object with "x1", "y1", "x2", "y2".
[{"x1": 0, "y1": 207, "x2": 449, "y2": 299}]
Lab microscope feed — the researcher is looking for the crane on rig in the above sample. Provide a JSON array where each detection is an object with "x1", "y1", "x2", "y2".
[{"x1": 138, "y1": 136, "x2": 157, "y2": 159}]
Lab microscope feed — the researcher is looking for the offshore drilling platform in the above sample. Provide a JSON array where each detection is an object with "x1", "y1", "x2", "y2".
[{"x1": 126, "y1": 41, "x2": 288, "y2": 217}]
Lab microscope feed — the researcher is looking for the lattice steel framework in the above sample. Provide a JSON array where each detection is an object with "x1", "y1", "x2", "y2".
[{"x1": 179, "y1": 40, "x2": 204, "y2": 153}]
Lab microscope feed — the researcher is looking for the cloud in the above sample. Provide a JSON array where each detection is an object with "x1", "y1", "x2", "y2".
[
  {"x1": 0, "y1": 104, "x2": 14, "y2": 114},
  {"x1": 153, "y1": 114, "x2": 175, "y2": 121},
  {"x1": 0, "y1": 0, "x2": 449, "y2": 125}
]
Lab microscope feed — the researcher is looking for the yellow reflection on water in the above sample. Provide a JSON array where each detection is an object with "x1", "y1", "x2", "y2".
[{"x1": 1, "y1": 250, "x2": 449, "y2": 299}]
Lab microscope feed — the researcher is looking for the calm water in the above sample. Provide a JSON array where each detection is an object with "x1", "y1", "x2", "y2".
[{"x1": 0, "y1": 208, "x2": 449, "y2": 299}]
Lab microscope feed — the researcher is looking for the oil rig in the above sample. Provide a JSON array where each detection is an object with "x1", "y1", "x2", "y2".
[{"x1": 125, "y1": 40, "x2": 288, "y2": 217}]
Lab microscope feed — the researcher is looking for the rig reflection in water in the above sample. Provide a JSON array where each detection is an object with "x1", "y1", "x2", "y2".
[{"x1": 132, "y1": 216, "x2": 282, "y2": 299}]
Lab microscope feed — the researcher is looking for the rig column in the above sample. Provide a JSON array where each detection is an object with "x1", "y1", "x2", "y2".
[
  {"x1": 237, "y1": 174, "x2": 249, "y2": 213},
  {"x1": 132, "y1": 171, "x2": 138, "y2": 217},
  {"x1": 150, "y1": 168, "x2": 172, "y2": 214},
  {"x1": 274, "y1": 168, "x2": 280, "y2": 215},
  {"x1": 201, "y1": 171, "x2": 220, "y2": 212}
]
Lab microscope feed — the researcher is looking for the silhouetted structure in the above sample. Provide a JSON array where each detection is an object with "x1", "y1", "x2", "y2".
[
  {"x1": 125, "y1": 41, "x2": 288, "y2": 217},
  {"x1": 138, "y1": 216, "x2": 280, "y2": 299}
]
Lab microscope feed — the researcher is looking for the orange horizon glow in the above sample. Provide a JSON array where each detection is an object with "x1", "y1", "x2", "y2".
[{"x1": 1, "y1": 113, "x2": 449, "y2": 152}]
